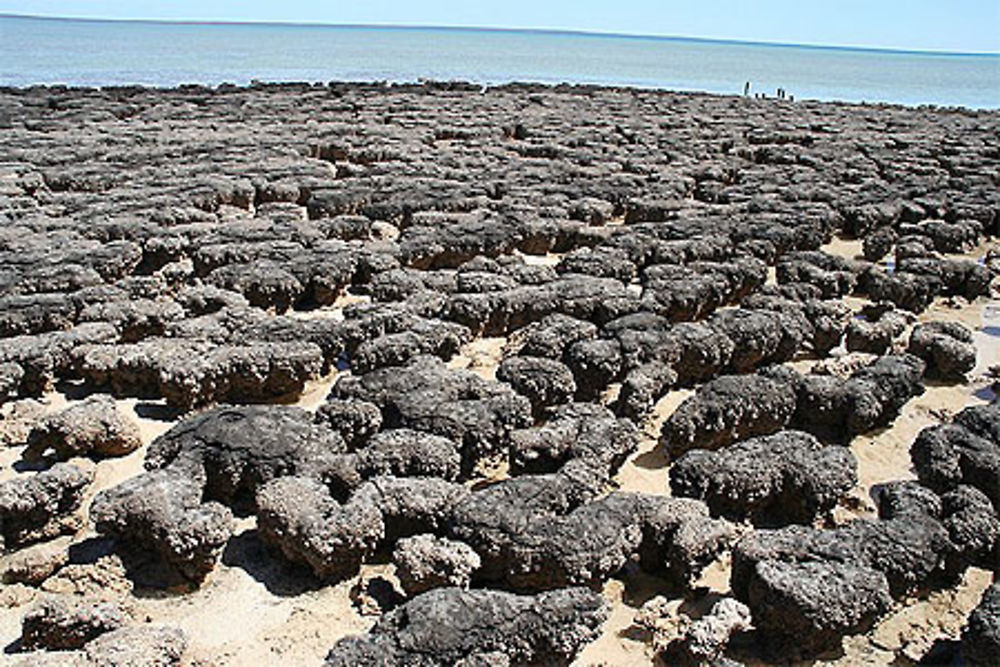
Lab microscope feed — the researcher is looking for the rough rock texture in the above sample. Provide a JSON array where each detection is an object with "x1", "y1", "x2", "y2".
[
  {"x1": 314, "y1": 398, "x2": 383, "y2": 449},
  {"x1": 1, "y1": 539, "x2": 70, "y2": 585},
  {"x1": 747, "y1": 559, "x2": 891, "y2": 656},
  {"x1": 660, "y1": 374, "x2": 797, "y2": 457},
  {"x1": 16, "y1": 625, "x2": 191, "y2": 667},
  {"x1": 770, "y1": 353, "x2": 926, "y2": 442},
  {"x1": 357, "y1": 429, "x2": 462, "y2": 482},
  {"x1": 730, "y1": 481, "x2": 969, "y2": 655},
  {"x1": 76, "y1": 338, "x2": 324, "y2": 410},
  {"x1": 24, "y1": 395, "x2": 142, "y2": 460},
  {"x1": 911, "y1": 402, "x2": 1000, "y2": 508},
  {"x1": 145, "y1": 404, "x2": 347, "y2": 508},
  {"x1": 331, "y1": 355, "x2": 532, "y2": 470},
  {"x1": 392, "y1": 534, "x2": 481, "y2": 595},
  {"x1": 256, "y1": 475, "x2": 468, "y2": 580},
  {"x1": 255, "y1": 475, "x2": 384, "y2": 581},
  {"x1": 508, "y1": 402, "x2": 638, "y2": 475},
  {"x1": 496, "y1": 355, "x2": 576, "y2": 416},
  {"x1": 908, "y1": 321, "x2": 977, "y2": 380},
  {"x1": 0, "y1": 463, "x2": 92, "y2": 552},
  {"x1": 2, "y1": 79, "x2": 1000, "y2": 665},
  {"x1": 83, "y1": 625, "x2": 189, "y2": 666},
  {"x1": 670, "y1": 597, "x2": 753, "y2": 665},
  {"x1": 777, "y1": 251, "x2": 859, "y2": 299},
  {"x1": 709, "y1": 308, "x2": 804, "y2": 372},
  {"x1": 450, "y1": 463, "x2": 731, "y2": 591},
  {"x1": 962, "y1": 583, "x2": 1000, "y2": 667},
  {"x1": 324, "y1": 586, "x2": 608, "y2": 666},
  {"x1": 89, "y1": 467, "x2": 235, "y2": 582},
  {"x1": 0, "y1": 362, "x2": 24, "y2": 403},
  {"x1": 20, "y1": 596, "x2": 129, "y2": 650},
  {"x1": 845, "y1": 304, "x2": 910, "y2": 354},
  {"x1": 670, "y1": 430, "x2": 857, "y2": 524},
  {"x1": 940, "y1": 485, "x2": 1000, "y2": 570}
]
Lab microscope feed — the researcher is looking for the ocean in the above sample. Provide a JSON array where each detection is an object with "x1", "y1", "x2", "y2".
[{"x1": 1, "y1": 14, "x2": 998, "y2": 109}]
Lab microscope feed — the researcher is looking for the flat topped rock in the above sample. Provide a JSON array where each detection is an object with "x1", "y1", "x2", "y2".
[
  {"x1": 670, "y1": 429, "x2": 857, "y2": 525},
  {"x1": 25, "y1": 394, "x2": 141, "y2": 461},
  {"x1": 324, "y1": 586, "x2": 608, "y2": 666},
  {"x1": 331, "y1": 355, "x2": 532, "y2": 467},
  {"x1": 146, "y1": 404, "x2": 346, "y2": 506}
]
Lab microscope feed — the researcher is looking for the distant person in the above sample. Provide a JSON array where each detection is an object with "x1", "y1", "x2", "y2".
[{"x1": 744, "y1": 81, "x2": 750, "y2": 96}]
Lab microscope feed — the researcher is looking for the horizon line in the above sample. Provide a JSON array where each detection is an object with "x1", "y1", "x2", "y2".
[{"x1": 3, "y1": 11, "x2": 999, "y2": 58}]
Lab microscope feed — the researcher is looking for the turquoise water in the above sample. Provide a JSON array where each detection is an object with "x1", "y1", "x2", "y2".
[{"x1": 1, "y1": 14, "x2": 998, "y2": 108}]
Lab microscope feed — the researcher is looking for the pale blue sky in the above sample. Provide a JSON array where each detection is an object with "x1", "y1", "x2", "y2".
[{"x1": 2, "y1": 1, "x2": 998, "y2": 53}]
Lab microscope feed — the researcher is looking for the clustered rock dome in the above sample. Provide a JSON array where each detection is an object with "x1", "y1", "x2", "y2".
[{"x1": 0, "y1": 80, "x2": 997, "y2": 665}]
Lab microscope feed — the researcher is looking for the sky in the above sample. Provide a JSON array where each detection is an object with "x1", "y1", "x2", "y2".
[{"x1": 2, "y1": 1, "x2": 999, "y2": 54}]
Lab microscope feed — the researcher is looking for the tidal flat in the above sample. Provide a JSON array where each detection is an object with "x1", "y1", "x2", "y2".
[{"x1": 0, "y1": 81, "x2": 998, "y2": 665}]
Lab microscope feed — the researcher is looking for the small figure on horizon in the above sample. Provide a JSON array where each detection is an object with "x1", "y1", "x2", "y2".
[{"x1": 744, "y1": 81, "x2": 750, "y2": 96}]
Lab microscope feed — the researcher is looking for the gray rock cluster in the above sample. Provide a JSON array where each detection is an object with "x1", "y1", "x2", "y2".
[
  {"x1": 670, "y1": 430, "x2": 857, "y2": 524},
  {"x1": 731, "y1": 480, "x2": 998, "y2": 655},
  {"x1": 324, "y1": 586, "x2": 608, "y2": 666},
  {"x1": 1, "y1": 80, "x2": 998, "y2": 665}
]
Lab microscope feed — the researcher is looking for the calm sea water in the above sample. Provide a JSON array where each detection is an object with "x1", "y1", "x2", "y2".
[{"x1": 2, "y1": 14, "x2": 998, "y2": 108}]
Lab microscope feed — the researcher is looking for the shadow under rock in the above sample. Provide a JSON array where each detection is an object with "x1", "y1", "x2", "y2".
[
  {"x1": 909, "y1": 638, "x2": 961, "y2": 666},
  {"x1": 632, "y1": 446, "x2": 670, "y2": 470},
  {"x1": 221, "y1": 528, "x2": 324, "y2": 597},
  {"x1": 11, "y1": 458, "x2": 50, "y2": 473},
  {"x1": 68, "y1": 536, "x2": 201, "y2": 596},
  {"x1": 134, "y1": 401, "x2": 180, "y2": 422},
  {"x1": 974, "y1": 386, "x2": 997, "y2": 403},
  {"x1": 53, "y1": 378, "x2": 97, "y2": 401}
]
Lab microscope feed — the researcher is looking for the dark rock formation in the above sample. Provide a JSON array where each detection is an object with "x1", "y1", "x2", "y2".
[
  {"x1": 331, "y1": 355, "x2": 532, "y2": 470},
  {"x1": 731, "y1": 481, "x2": 968, "y2": 655},
  {"x1": 777, "y1": 251, "x2": 860, "y2": 299},
  {"x1": 709, "y1": 308, "x2": 805, "y2": 372},
  {"x1": 770, "y1": 354, "x2": 926, "y2": 442},
  {"x1": 450, "y1": 463, "x2": 731, "y2": 591},
  {"x1": 496, "y1": 355, "x2": 576, "y2": 416},
  {"x1": 908, "y1": 321, "x2": 977, "y2": 380},
  {"x1": 0, "y1": 463, "x2": 92, "y2": 552},
  {"x1": 746, "y1": 559, "x2": 891, "y2": 656},
  {"x1": 670, "y1": 430, "x2": 857, "y2": 524},
  {"x1": 90, "y1": 467, "x2": 235, "y2": 582},
  {"x1": 660, "y1": 374, "x2": 797, "y2": 457},
  {"x1": 845, "y1": 304, "x2": 910, "y2": 354},
  {"x1": 314, "y1": 398, "x2": 383, "y2": 449},
  {"x1": 324, "y1": 586, "x2": 607, "y2": 666},
  {"x1": 963, "y1": 583, "x2": 1000, "y2": 667},
  {"x1": 255, "y1": 475, "x2": 384, "y2": 581},
  {"x1": 2, "y1": 79, "x2": 999, "y2": 664},
  {"x1": 76, "y1": 338, "x2": 324, "y2": 410},
  {"x1": 20, "y1": 597, "x2": 129, "y2": 651},
  {"x1": 911, "y1": 402, "x2": 1000, "y2": 508},
  {"x1": 508, "y1": 402, "x2": 637, "y2": 475},
  {"x1": 145, "y1": 404, "x2": 347, "y2": 508},
  {"x1": 392, "y1": 534, "x2": 481, "y2": 595},
  {"x1": 256, "y1": 475, "x2": 468, "y2": 580},
  {"x1": 357, "y1": 429, "x2": 462, "y2": 481},
  {"x1": 24, "y1": 395, "x2": 141, "y2": 461}
]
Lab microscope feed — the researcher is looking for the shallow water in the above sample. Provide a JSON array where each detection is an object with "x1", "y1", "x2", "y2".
[{"x1": 2, "y1": 14, "x2": 998, "y2": 108}]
